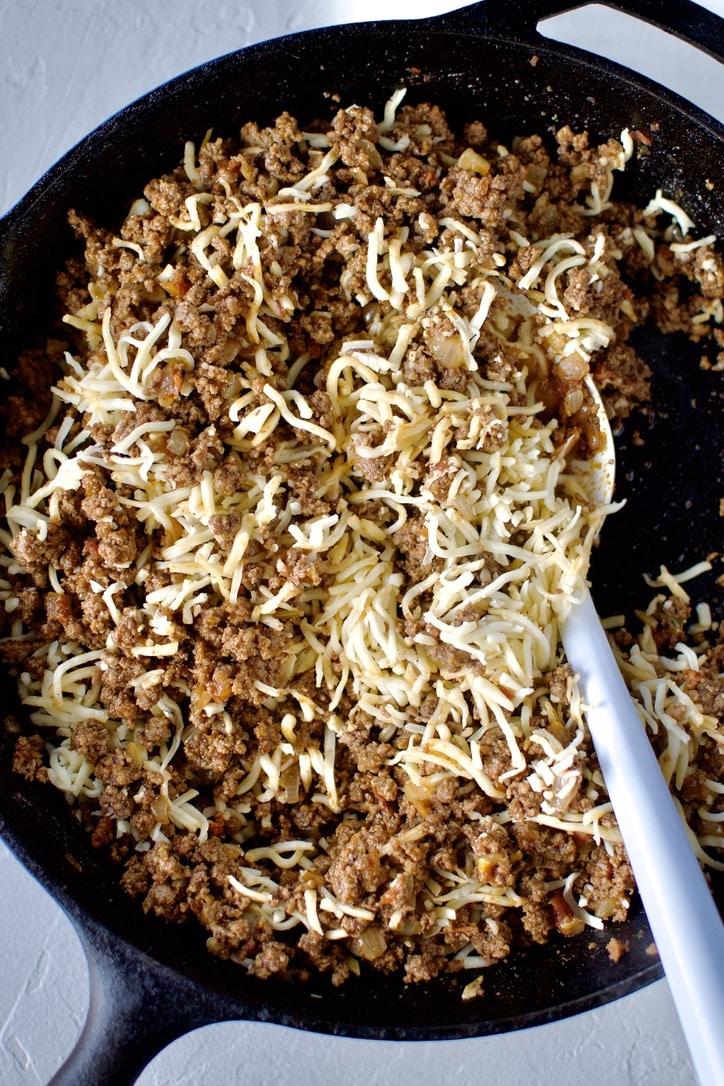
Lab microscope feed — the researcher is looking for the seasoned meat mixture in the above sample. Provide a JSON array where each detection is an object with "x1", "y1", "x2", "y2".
[{"x1": 1, "y1": 93, "x2": 722, "y2": 988}]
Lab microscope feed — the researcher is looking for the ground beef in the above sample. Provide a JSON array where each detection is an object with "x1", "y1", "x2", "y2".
[
  {"x1": 12, "y1": 734, "x2": 49, "y2": 783},
  {"x1": 1, "y1": 94, "x2": 721, "y2": 994},
  {"x1": 70, "y1": 720, "x2": 110, "y2": 766},
  {"x1": 606, "y1": 936, "x2": 630, "y2": 963}
]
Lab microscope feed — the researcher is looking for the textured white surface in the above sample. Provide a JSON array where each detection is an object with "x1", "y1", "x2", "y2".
[{"x1": 1, "y1": 2, "x2": 722, "y2": 1083}]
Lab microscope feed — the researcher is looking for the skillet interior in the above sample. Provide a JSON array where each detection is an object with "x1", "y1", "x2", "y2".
[{"x1": 0, "y1": 9, "x2": 722, "y2": 1040}]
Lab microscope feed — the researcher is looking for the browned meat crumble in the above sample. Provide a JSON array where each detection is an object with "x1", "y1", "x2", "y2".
[{"x1": 1, "y1": 96, "x2": 722, "y2": 989}]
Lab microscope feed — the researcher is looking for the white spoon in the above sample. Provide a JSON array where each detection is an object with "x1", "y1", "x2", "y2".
[{"x1": 561, "y1": 376, "x2": 724, "y2": 1086}]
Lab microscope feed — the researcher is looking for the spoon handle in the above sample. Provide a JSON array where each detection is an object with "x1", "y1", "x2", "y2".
[{"x1": 561, "y1": 590, "x2": 724, "y2": 1086}]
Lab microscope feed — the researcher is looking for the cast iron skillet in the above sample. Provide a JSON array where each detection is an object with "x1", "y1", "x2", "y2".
[{"x1": 1, "y1": 1, "x2": 723, "y2": 1083}]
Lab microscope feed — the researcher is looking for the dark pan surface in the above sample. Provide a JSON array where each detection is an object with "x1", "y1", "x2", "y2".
[{"x1": 0, "y1": 0, "x2": 722, "y2": 1058}]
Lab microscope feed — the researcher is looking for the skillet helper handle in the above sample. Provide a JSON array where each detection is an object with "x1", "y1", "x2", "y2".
[
  {"x1": 47, "y1": 912, "x2": 240, "y2": 1086},
  {"x1": 561, "y1": 591, "x2": 724, "y2": 1086},
  {"x1": 434, "y1": 0, "x2": 724, "y2": 65}
]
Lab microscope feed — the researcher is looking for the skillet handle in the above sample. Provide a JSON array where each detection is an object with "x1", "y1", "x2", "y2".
[
  {"x1": 434, "y1": 0, "x2": 724, "y2": 65},
  {"x1": 47, "y1": 910, "x2": 242, "y2": 1086}
]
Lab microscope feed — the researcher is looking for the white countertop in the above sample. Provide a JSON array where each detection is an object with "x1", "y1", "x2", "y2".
[{"x1": 1, "y1": 2, "x2": 722, "y2": 1083}]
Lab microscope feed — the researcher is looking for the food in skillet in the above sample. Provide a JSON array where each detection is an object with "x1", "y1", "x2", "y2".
[{"x1": 1, "y1": 93, "x2": 722, "y2": 987}]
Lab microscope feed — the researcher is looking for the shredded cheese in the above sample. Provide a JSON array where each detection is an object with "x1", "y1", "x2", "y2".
[{"x1": 1, "y1": 92, "x2": 721, "y2": 971}]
